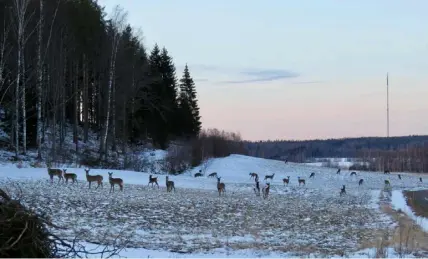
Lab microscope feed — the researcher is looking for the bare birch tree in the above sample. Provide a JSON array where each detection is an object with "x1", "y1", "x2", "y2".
[
  {"x1": 99, "y1": 5, "x2": 127, "y2": 160},
  {"x1": 36, "y1": 0, "x2": 44, "y2": 159}
]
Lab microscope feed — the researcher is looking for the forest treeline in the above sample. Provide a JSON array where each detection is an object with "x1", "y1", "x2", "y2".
[
  {"x1": 0, "y1": 0, "x2": 204, "y2": 163},
  {"x1": 245, "y1": 135, "x2": 428, "y2": 167}
]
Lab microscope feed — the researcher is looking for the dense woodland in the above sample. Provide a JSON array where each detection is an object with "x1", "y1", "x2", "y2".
[{"x1": 0, "y1": 0, "x2": 202, "y2": 163}]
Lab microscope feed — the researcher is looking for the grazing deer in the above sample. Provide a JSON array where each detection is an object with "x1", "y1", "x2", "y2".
[
  {"x1": 340, "y1": 185, "x2": 346, "y2": 196},
  {"x1": 298, "y1": 177, "x2": 305, "y2": 186},
  {"x1": 336, "y1": 168, "x2": 341, "y2": 174},
  {"x1": 194, "y1": 170, "x2": 203, "y2": 177},
  {"x1": 85, "y1": 169, "x2": 103, "y2": 189},
  {"x1": 309, "y1": 172, "x2": 315, "y2": 178},
  {"x1": 262, "y1": 183, "x2": 270, "y2": 199},
  {"x1": 282, "y1": 176, "x2": 290, "y2": 185},
  {"x1": 148, "y1": 174, "x2": 159, "y2": 188},
  {"x1": 166, "y1": 176, "x2": 175, "y2": 192},
  {"x1": 350, "y1": 171, "x2": 357, "y2": 176},
  {"x1": 398, "y1": 174, "x2": 402, "y2": 180},
  {"x1": 384, "y1": 170, "x2": 391, "y2": 174},
  {"x1": 384, "y1": 179, "x2": 391, "y2": 186},
  {"x1": 63, "y1": 169, "x2": 77, "y2": 184},
  {"x1": 48, "y1": 168, "x2": 63, "y2": 183},
  {"x1": 264, "y1": 173, "x2": 275, "y2": 181},
  {"x1": 249, "y1": 172, "x2": 258, "y2": 180},
  {"x1": 358, "y1": 179, "x2": 364, "y2": 186},
  {"x1": 108, "y1": 172, "x2": 123, "y2": 193},
  {"x1": 254, "y1": 179, "x2": 261, "y2": 196},
  {"x1": 217, "y1": 177, "x2": 226, "y2": 196},
  {"x1": 420, "y1": 177, "x2": 423, "y2": 183},
  {"x1": 208, "y1": 172, "x2": 217, "y2": 178},
  {"x1": 284, "y1": 159, "x2": 288, "y2": 164}
]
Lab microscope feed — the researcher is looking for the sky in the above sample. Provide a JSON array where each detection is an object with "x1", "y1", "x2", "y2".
[{"x1": 99, "y1": 0, "x2": 428, "y2": 141}]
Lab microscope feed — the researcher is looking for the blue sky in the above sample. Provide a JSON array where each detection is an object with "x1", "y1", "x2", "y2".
[{"x1": 99, "y1": 0, "x2": 428, "y2": 141}]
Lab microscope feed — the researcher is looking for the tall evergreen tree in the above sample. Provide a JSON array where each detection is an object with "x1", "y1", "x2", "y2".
[{"x1": 178, "y1": 64, "x2": 201, "y2": 137}]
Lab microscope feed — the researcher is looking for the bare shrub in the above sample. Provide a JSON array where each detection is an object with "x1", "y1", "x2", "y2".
[
  {"x1": 123, "y1": 152, "x2": 150, "y2": 172},
  {"x1": 162, "y1": 144, "x2": 192, "y2": 174}
]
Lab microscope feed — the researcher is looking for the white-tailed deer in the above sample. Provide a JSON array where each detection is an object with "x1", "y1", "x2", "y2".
[
  {"x1": 358, "y1": 179, "x2": 364, "y2": 186},
  {"x1": 264, "y1": 173, "x2": 275, "y2": 181},
  {"x1": 108, "y1": 172, "x2": 123, "y2": 193},
  {"x1": 262, "y1": 183, "x2": 270, "y2": 199},
  {"x1": 336, "y1": 168, "x2": 341, "y2": 174},
  {"x1": 217, "y1": 176, "x2": 225, "y2": 196},
  {"x1": 298, "y1": 176, "x2": 305, "y2": 186},
  {"x1": 398, "y1": 174, "x2": 402, "y2": 180},
  {"x1": 420, "y1": 177, "x2": 423, "y2": 183},
  {"x1": 309, "y1": 172, "x2": 315, "y2": 178},
  {"x1": 85, "y1": 169, "x2": 103, "y2": 189},
  {"x1": 283, "y1": 176, "x2": 290, "y2": 185},
  {"x1": 166, "y1": 176, "x2": 175, "y2": 192},
  {"x1": 148, "y1": 174, "x2": 159, "y2": 188},
  {"x1": 384, "y1": 179, "x2": 391, "y2": 186},
  {"x1": 48, "y1": 168, "x2": 63, "y2": 183},
  {"x1": 63, "y1": 169, "x2": 77, "y2": 184}
]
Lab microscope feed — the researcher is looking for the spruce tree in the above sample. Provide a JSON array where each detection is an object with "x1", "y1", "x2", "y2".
[{"x1": 178, "y1": 64, "x2": 201, "y2": 137}]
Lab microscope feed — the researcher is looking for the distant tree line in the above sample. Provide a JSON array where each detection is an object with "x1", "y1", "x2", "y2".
[
  {"x1": 244, "y1": 135, "x2": 428, "y2": 163},
  {"x1": 0, "y1": 0, "x2": 202, "y2": 161}
]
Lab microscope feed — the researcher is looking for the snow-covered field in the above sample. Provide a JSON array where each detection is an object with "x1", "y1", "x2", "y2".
[{"x1": 0, "y1": 154, "x2": 427, "y2": 258}]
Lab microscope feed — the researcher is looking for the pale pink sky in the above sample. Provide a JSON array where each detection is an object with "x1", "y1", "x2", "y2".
[{"x1": 98, "y1": 0, "x2": 428, "y2": 141}]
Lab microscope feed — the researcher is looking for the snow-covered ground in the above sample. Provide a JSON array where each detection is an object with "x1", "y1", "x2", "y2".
[{"x1": 0, "y1": 154, "x2": 427, "y2": 258}]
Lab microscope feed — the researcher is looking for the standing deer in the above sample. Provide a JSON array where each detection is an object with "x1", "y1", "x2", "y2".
[
  {"x1": 283, "y1": 176, "x2": 290, "y2": 185},
  {"x1": 336, "y1": 168, "x2": 341, "y2": 174},
  {"x1": 148, "y1": 174, "x2": 159, "y2": 188},
  {"x1": 340, "y1": 185, "x2": 346, "y2": 196},
  {"x1": 262, "y1": 183, "x2": 270, "y2": 199},
  {"x1": 208, "y1": 172, "x2": 218, "y2": 178},
  {"x1": 398, "y1": 174, "x2": 402, "y2": 180},
  {"x1": 48, "y1": 168, "x2": 64, "y2": 183},
  {"x1": 108, "y1": 172, "x2": 123, "y2": 193},
  {"x1": 85, "y1": 169, "x2": 103, "y2": 189},
  {"x1": 63, "y1": 169, "x2": 77, "y2": 184},
  {"x1": 420, "y1": 177, "x2": 423, "y2": 183},
  {"x1": 217, "y1": 177, "x2": 226, "y2": 196},
  {"x1": 298, "y1": 177, "x2": 305, "y2": 186},
  {"x1": 264, "y1": 173, "x2": 275, "y2": 181},
  {"x1": 309, "y1": 172, "x2": 315, "y2": 178},
  {"x1": 358, "y1": 179, "x2": 364, "y2": 186},
  {"x1": 166, "y1": 176, "x2": 175, "y2": 192},
  {"x1": 249, "y1": 172, "x2": 258, "y2": 180},
  {"x1": 254, "y1": 178, "x2": 261, "y2": 196}
]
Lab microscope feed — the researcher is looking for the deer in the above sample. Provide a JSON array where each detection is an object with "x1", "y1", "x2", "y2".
[
  {"x1": 47, "y1": 168, "x2": 64, "y2": 183},
  {"x1": 309, "y1": 172, "x2": 315, "y2": 178},
  {"x1": 217, "y1": 177, "x2": 226, "y2": 196},
  {"x1": 85, "y1": 169, "x2": 103, "y2": 189},
  {"x1": 420, "y1": 177, "x2": 423, "y2": 183},
  {"x1": 398, "y1": 174, "x2": 402, "y2": 180},
  {"x1": 358, "y1": 179, "x2": 364, "y2": 186},
  {"x1": 166, "y1": 176, "x2": 175, "y2": 192},
  {"x1": 108, "y1": 172, "x2": 123, "y2": 193},
  {"x1": 384, "y1": 170, "x2": 391, "y2": 175},
  {"x1": 194, "y1": 170, "x2": 203, "y2": 178},
  {"x1": 350, "y1": 171, "x2": 357, "y2": 176},
  {"x1": 253, "y1": 179, "x2": 261, "y2": 196},
  {"x1": 262, "y1": 183, "x2": 270, "y2": 199},
  {"x1": 340, "y1": 185, "x2": 346, "y2": 196},
  {"x1": 148, "y1": 174, "x2": 159, "y2": 188},
  {"x1": 336, "y1": 168, "x2": 341, "y2": 174},
  {"x1": 249, "y1": 172, "x2": 258, "y2": 180},
  {"x1": 208, "y1": 172, "x2": 218, "y2": 178},
  {"x1": 298, "y1": 177, "x2": 305, "y2": 186},
  {"x1": 384, "y1": 179, "x2": 391, "y2": 186},
  {"x1": 264, "y1": 173, "x2": 275, "y2": 181},
  {"x1": 63, "y1": 169, "x2": 77, "y2": 184},
  {"x1": 282, "y1": 176, "x2": 290, "y2": 185}
]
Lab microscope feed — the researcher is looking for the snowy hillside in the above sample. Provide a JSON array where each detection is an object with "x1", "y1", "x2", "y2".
[{"x1": 0, "y1": 154, "x2": 427, "y2": 258}]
